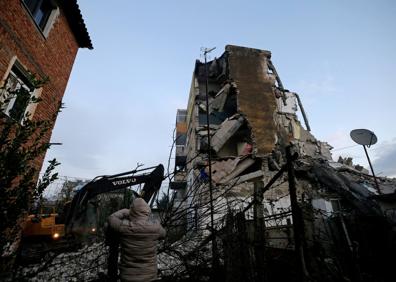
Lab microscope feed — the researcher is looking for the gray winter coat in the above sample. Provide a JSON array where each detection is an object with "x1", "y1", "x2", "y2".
[{"x1": 108, "y1": 198, "x2": 166, "y2": 282}]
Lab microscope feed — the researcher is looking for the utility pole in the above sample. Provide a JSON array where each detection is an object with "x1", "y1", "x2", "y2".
[
  {"x1": 286, "y1": 145, "x2": 309, "y2": 281},
  {"x1": 202, "y1": 46, "x2": 219, "y2": 277},
  {"x1": 253, "y1": 181, "x2": 266, "y2": 282}
]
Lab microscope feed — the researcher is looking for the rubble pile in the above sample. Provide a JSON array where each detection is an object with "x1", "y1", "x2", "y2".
[
  {"x1": 14, "y1": 242, "x2": 108, "y2": 282},
  {"x1": 158, "y1": 234, "x2": 212, "y2": 280},
  {"x1": 13, "y1": 238, "x2": 212, "y2": 281}
]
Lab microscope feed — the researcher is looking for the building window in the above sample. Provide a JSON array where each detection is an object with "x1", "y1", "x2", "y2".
[
  {"x1": 330, "y1": 199, "x2": 342, "y2": 212},
  {"x1": 176, "y1": 109, "x2": 187, "y2": 123},
  {"x1": 23, "y1": 0, "x2": 57, "y2": 32},
  {"x1": 0, "y1": 61, "x2": 34, "y2": 122}
]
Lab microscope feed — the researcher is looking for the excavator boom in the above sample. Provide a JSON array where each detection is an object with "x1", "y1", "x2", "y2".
[{"x1": 65, "y1": 164, "x2": 164, "y2": 232}]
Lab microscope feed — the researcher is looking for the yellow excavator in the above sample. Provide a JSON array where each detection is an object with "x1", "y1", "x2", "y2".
[
  {"x1": 20, "y1": 164, "x2": 164, "y2": 262},
  {"x1": 23, "y1": 207, "x2": 65, "y2": 240}
]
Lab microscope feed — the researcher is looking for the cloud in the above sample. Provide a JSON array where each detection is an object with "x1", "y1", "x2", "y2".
[
  {"x1": 372, "y1": 139, "x2": 396, "y2": 178},
  {"x1": 297, "y1": 75, "x2": 337, "y2": 95},
  {"x1": 294, "y1": 74, "x2": 338, "y2": 107}
]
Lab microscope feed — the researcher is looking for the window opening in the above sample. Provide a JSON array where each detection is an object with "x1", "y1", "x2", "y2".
[
  {"x1": 0, "y1": 62, "x2": 34, "y2": 122},
  {"x1": 23, "y1": 0, "x2": 56, "y2": 30}
]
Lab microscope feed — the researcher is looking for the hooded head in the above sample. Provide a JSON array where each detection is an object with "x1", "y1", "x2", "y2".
[{"x1": 129, "y1": 198, "x2": 150, "y2": 219}]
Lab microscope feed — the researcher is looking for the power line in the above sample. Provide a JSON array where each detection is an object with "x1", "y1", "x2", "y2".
[
  {"x1": 332, "y1": 143, "x2": 391, "y2": 153},
  {"x1": 332, "y1": 145, "x2": 359, "y2": 152}
]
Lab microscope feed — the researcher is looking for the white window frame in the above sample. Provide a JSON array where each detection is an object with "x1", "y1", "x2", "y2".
[{"x1": 0, "y1": 57, "x2": 42, "y2": 123}]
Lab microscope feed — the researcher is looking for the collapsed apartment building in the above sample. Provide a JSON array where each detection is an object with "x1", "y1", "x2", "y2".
[{"x1": 169, "y1": 45, "x2": 396, "y2": 282}]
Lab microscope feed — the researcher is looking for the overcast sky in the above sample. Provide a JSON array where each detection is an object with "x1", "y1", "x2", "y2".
[{"x1": 43, "y1": 0, "x2": 396, "y2": 180}]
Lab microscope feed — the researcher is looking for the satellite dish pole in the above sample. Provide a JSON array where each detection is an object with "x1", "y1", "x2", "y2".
[{"x1": 350, "y1": 129, "x2": 381, "y2": 194}]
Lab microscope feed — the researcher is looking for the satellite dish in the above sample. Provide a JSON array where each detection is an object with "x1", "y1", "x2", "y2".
[
  {"x1": 350, "y1": 128, "x2": 380, "y2": 194},
  {"x1": 350, "y1": 129, "x2": 377, "y2": 146}
]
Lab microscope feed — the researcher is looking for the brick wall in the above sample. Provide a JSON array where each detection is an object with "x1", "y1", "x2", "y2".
[
  {"x1": 226, "y1": 45, "x2": 277, "y2": 156},
  {"x1": 0, "y1": 0, "x2": 80, "y2": 171}
]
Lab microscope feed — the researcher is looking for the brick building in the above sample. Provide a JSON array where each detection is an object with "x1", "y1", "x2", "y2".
[
  {"x1": 0, "y1": 1, "x2": 91, "y2": 269},
  {"x1": 0, "y1": 0, "x2": 92, "y2": 169}
]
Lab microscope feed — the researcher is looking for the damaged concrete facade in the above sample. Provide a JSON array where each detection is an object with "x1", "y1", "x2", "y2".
[
  {"x1": 171, "y1": 45, "x2": 396, "y2": 281},
  {"x1": 172, "y1": 45, "x2": 333, "y2": 228}
]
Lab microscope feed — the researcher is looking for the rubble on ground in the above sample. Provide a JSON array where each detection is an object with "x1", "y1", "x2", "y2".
[
  {"x1": 13, "y1": 242, "x2": 108, "y2": 282},
  {"x1": 158, "y1": 234, "x2": 212, "y2": 280}
]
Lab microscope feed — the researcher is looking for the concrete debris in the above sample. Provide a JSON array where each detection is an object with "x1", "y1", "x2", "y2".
[
  {"x1": 210, "y1": 115, "x2": 245, "y2": 152},
  {"x1": 337, "y1": 156, "x2": 370, "y2": 174},
  {"x1": 209, "y1": 157, "x2": 257, "y2": 185},
  {"x1": 158, "y1": 236, "x2": 211, "y2": 279},
  {"x1": 277, "y1": 91, "x2": 298, "y2": 114},
  {"x1": 211, "y1": 158, "x2": 240, "y2": 183},
  {"x1": 230, "y1": 170, "x2": 264, "y2": 186},
  {"x1": 10, "y1": 240, "x2": 210, "y2": 282},
  {"x1": 218, "y1": 158, "x2": 255, "y2": 184},
  {"x1": 13, "y1": 242, "x2": 108, "y2": 282},
  {"x1": 210, "y1": 83, "x2": 231, "y2": 113}
]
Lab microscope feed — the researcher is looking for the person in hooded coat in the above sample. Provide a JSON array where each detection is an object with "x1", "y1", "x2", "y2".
[{"x1": 107, "y1": 198, "x2": 166, "y2": 282}]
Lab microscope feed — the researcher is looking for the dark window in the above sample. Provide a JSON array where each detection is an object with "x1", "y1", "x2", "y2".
[
  {"x1": 23, "y1": 0, "x2": 55, "y2": 30},
  {"x1": 331, "y1": 199, "x2": 342, "y2": 212},
  {"x1": 176, "y1": 133, "x2": 186, "y2": 145},
  {"x1": 176, "y1": 110, "x2": 187, "y2": 123},
  {"x1": 0, "y1": 62, "x2": 34, "y2": 122}
]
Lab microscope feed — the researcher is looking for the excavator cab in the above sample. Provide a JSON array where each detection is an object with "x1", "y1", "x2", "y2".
[
  {"x1": 20, "y1": 207, "x2": 67, "y2": 263},
  {"x1": 22, "y1": 206, "x2": 65, "y2": 240}
]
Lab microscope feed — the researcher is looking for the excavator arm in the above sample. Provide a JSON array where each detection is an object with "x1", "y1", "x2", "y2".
[
  {"x1": 65, "y1": 164, "x2": 164, "y2": 232},
  {"x1": 20, "y1": 164, "x2": 165, "y2": 263}
]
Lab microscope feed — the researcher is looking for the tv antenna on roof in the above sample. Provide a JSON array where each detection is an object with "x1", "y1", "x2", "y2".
[
  {"x1": 350, "y1": 129, "x2": 380, "y2": 194},
  {"x1": 200, "y1": 47, "x2": 216, "y2": 61}
]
